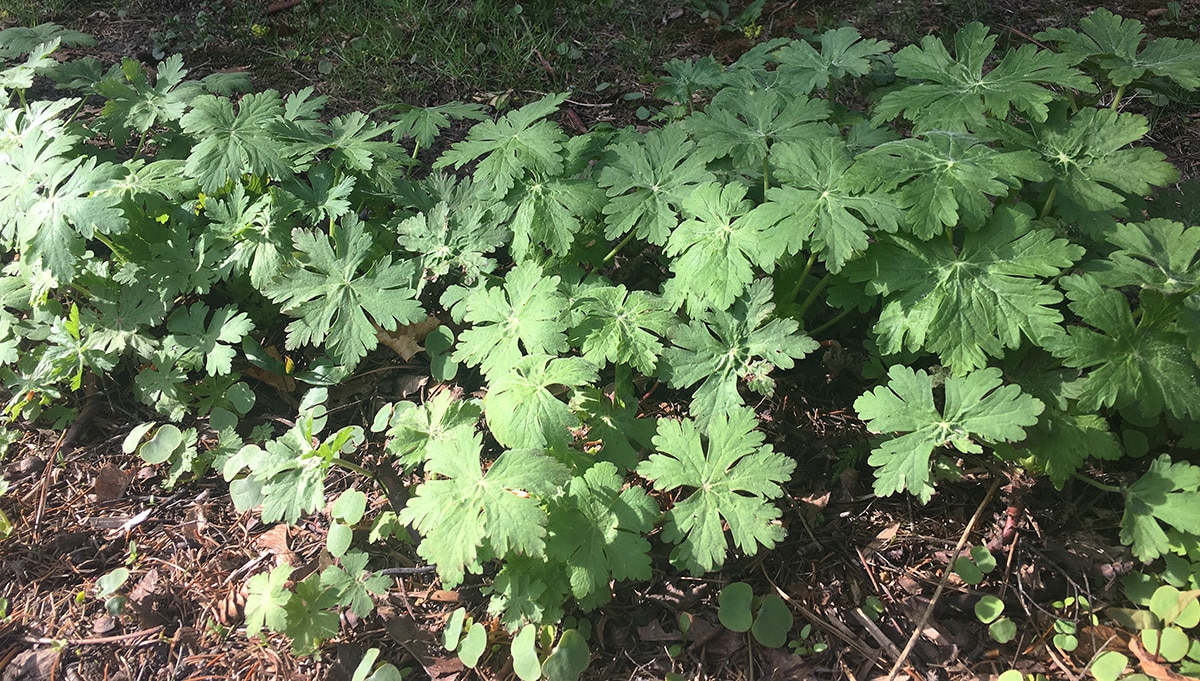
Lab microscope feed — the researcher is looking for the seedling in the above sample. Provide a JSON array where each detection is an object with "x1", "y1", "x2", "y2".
[
  {"x1": 718, "y1": 582, "x2": 795, "y2": 648},
  {"x1": 974, "y1": 595, "x2": 1017, "y2": 644}
]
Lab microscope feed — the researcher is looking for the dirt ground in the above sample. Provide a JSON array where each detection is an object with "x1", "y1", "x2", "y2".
[{"x1": 1, "y1": 1, "x2": 1198, "y2": 680}]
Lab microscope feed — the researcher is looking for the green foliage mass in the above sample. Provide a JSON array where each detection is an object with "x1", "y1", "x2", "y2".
[{"x1": 5, "y1": 15, "x2": 1200, "y2": 671}]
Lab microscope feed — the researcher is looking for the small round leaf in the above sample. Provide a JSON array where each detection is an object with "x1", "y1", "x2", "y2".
[
  {"x1": 458, "y1": 622, "x2": 487, "y2": 667},
  {"x1": 970, "y1": 545, "x2": 997, "y2": 574},
  {"x1": 332, "y1": 489, "x2": 368, "y2": 524},
  {"x1": 95, "y1": 567, "x2": 130, "y2": 597},
  {"x1": 975, "y1": 595, "x2": 1005, "y2": 624},
  {"x1": 953, "y1": 556, "x2": 984, "y2": 585},
  {"x1": 1143, "y1": 626, "x2": 1190, "y2": 663},
  {"x1": 1090, "y1": 650, "x2": 1128, "y2": 681},
  {"x1": 989, "y1": 617, "x2": 1017, "y2": 644},
  {"x1": 718, "y1": 582, "x2": 754, "y2": 632},
  {"x1": 512, "y1": 624, "x2": 542, "y2": 681},
  {"x1": 444, "y1": 607, "x2": 467, "y2": 651},
  {"x1": 140, "y1": 424, "x2": 184, "y2": 464},
  {"x1": 541, "y1": 629, "x2": 590, "y2": 681},
  {"x1": 327, "y1": 521, "x2": 353, "y2": 558},
  {"x1": 122, "y1": 422, "x2": 157, "y2": 454},
  {"x1": 751, "y1": 594, "x2": 794, "y2": 648}
]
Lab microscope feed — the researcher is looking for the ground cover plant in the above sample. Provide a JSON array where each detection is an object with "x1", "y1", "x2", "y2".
[{"x1": 1, "y1": 5, "x2": 1200, "y2": 680}]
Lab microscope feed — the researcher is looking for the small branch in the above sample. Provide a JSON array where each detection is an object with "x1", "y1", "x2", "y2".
[
  {"x1": 603, "y1": 231, "x2": 637, "y2": 263},
  {"x1": 884, "y1": 477, "x2": 1001, "y2": 681},
  {"x1": 379, "y1": 565, "x2": 438, "y2": 576},
  {"x1": 1070, "y1": 471, "x2": 1122, "y2": 495},
  {"x1": 22, "y1": 625, "x2": 164, "y2": 647}
]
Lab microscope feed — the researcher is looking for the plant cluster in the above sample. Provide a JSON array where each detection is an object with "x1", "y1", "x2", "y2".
[{"x1": 3, "y1": 10, "x2": 1200, "y2": 676}]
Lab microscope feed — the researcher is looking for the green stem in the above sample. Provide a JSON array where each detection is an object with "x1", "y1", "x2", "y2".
[
  {"x1": 787, "y1": 252, "x2": 819, "y2": 303},
  {"x1": 762, "y1": 156, "x2": 770, "y2": 196},
  {"x1": 796, "y1": 272, "x2": 832, "y2": 320},
  {"x1": 614, "y1": 363, "x2": 632, "y2": 410},
  {"x1": 133, "y1": 128, "x2": 150, "y2": 160},
  {"x1": 808, "y1": 306, "x2": 853, "y2": 336},
  {"x1": 332, "y1": 457, "x2": 375, "y2": 480},
  {"x1": 1071, "y1": 471, "x2": 1121, "y2": 495},
  {"x1": 1110, "y1": 83, "x2": 1126, "y2": 112},
  {"x1": 1039, "y1": 185, "x2": 1058, "y2": 220},
  {"x1": 603, "y1": 231, "x2": 637, "y2": 263}
]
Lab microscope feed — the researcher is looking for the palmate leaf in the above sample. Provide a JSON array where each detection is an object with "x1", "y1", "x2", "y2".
[
  {"x1": 773, "y1": 27, "x2": 892, "y2": 94},
  {"x1": 1089, "y1": 219, "x2": 1200, "y2": 294},
  {"x1": 389, "y1": 101, "x2": 488, "y2": 150},
  {"x1": 397, "y1": 430, "x2": 570, "y2": 587},
  {"x1": 683, "y1": 89, "x2": 831, "y2": 171},
  {"x1": 506, "y1": 176, "x2": 605, "y2": 262},
  {"x1": 855, "y1": 365, "x2": 1043, "y2": 502},
  {"x1": 847, "y1": 204, "x2": 1082, "y2": 374},
  {"x1": 873, "y1": 22, "x2": 1093, "y2": 132},
  {"x1": 660, "y1": 279, "x2": 818, "y2": 428},
  {"x1": 762, "y1": 137, "x2": 902, "y2": 272},
  {"x1": 546, "y1": 461, "x2": 658, "y2": 607},
  {"x1": 244, "y1": 564, "x2": 292, "y2": 637},
  {"x1": 393, "y1": 200, "x2": 504, "y2": 284},
  {"x1": 1045, "y1": 274, "x2": 1200, "y2": 420},
  {"x1": 435, "y1": 92, "x2": 569, "y2": 198},
  {"x1": 1036, "y1": 9, "x2": 1200, "y2": 89},
  {"x1": 262, "y1": 215, "x2": 424, "y2": 369},
  {"x1": 164, "y1": 302, "x2": 254, "y2": 376},
  {"x1": 483, "y1": 354, "x2": 598, "y2": 450},
  {"x1": 849, "y1": 132, "x2": 1047, "y2": 240},
  {"x1": 0, "y1": 38, "x2": 60, "y2": 91},
  {"x1": 180, "y1": 91, "x2": 292, "y2": 192},
  {"x1": 205, "y1": 183, "x2": 293, "y2": 290},
  {"x1": 0, "y1": 23, "x2": 93, "y2": 57},
  {"x1": 596, "y1": 124, "x2": 715, "y2": 246},
  {"x1": 93, "y1": 55, "x2": 238, "y2": 146},
  {"x1": 1121, "y1": 455, "x2": 1200, "y2": 563},
  {"x1": 1012, "y1": 108, "x2": 1180, "y2": 214},
  {"x1": 278, "y1": 162, "x2": 356, "y2": 224},
  {"x1": 377, "y1": 390, "x2": 482, "y2": 468},
  {"x1": 663, "y1": 182, "x2": 780, "y2": 312},
  {"x1": 571, "y1": 285, "x2": 676, "y2": 376},
  {"x1": 637, "y1": 407, "x2": 795, "y2": 574},
  {"x1": 452, "y1": 262, "x2": 569, "y2": 376}
]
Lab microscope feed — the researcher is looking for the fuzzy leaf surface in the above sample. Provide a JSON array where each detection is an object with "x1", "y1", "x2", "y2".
[
  {"x1": 263, "y1": 217, "x2": 424, "y2": 368},
  {"x1": 484, "y1": 354, "x2": 598, "y2": 449},
  {"x1": 1036, "y1": 9, "x2": 1200, "y2": 88},
  {"x1": 597, "y1": 125, "x2": 715, "y2": 245},
  {"x1": 855, "y1": 365, "x2": 1043, "y2": 502},
  {"x1": 1121, "y1": 455, "x2": 1200, "y2": 562},
  {"x1": 397, "y1": 432, "x2": 570, "y2": 586},
  {"x1": 684, "y1": 90, "x2": 831, "y2": 170},
  {"x1": 661, "y1": 279, "x2": 817, "y2": 428},
  {"x1": 638, "y1": 407, "x2": 795, "y2": 574},
  {"x1": 180, "y1": 91, "x2": 291, "y2": 192},
  {"x1": 571, "y1": 285, "x2": 676, "y2": 375},
  {"x1": 773, "y1": 27, "x2": 892, "y2": 93},
  {"x1": 452, "y1": 262, "x2": 569, "y2": 376},
  {"x1": 763, "y1": 137, "x2": 902, "y2": 271},
  {"x1": 546, "y1": 462, "x2": 658, "y2": 605},
  {"x1": 873, "y1": 22, "x2": 1093, "y2": 131},
  {"x1": 850, "y1": 132, "x2": 1047, "y2": 239},
  {"x1": 434, "y1": 93, "x2": 568, "y2": 198},
  {"x1": 847, "y1": 205, "x2": 1081, "y2": 373},
  {"x1": 1045, "y1": 274, "x2": 1200, "y2": 420},
  {"x1": 663, "y1": 182, "x2": 779, "y2": 312}
]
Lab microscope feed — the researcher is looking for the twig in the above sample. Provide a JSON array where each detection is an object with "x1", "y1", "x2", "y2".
[
  {"x1": 22, "y1": 625, "x2": 164, "y2": 646},
  {"x1": 884, "y1": 478, "x2": 1001, "y2": 681},
  {"x1": 378, "y1": 565, "x2": 438, "y2": 576},
  {"x1": 32, "y1": 397, "x2": 101, "y2": 541}
]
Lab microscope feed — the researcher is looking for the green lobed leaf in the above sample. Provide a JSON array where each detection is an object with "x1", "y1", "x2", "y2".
[
  {"x1": 596, "y1": 124, "x2": 715, "y2": 246},
  {"x1": 1120, "y1": 455, "x2": 1200, "y2": 563},
  {"x1": 398, "y1": 431, "x2": 570, "y2": 586},
  {"x1": 855, "y1": 365, "x2": 1044, "y2": 502},
  {"x1": 847, "y1": 204, "x2": 1081, "y2": 374},
  {"x1": 1036, "y1": 9, "x2": 1200, "y2": 88},
  {"x1": 180, "y1": 91, "x2": 292, "y2": 193},
  {"x1": 244, "y1": 564, "x2": 293, "y2": 638},
  {"x1": 661, "y1": 279, "x2": 818, "y2": 428},
  {"x1": 570, "y1": 285, "x2": 676, "y2": 376},
  {"x1": 484, "y1": 354, "x2": 598, "y2": 450},
  {"x1": 262, "y1": 215, "x2": 424, "y2": 369},
  {"x1": 638, "y1": 407, "x2": 796, "y2": 574},
  {"x1": 452, "y1": 261, "x2": 569, "y2": 377},
  {"x1": 873, "y1": 22, "x2": 1093, "y2": 131},
  {"x1": 773, "y1": 27, "x2": 892, "y2": 93}
]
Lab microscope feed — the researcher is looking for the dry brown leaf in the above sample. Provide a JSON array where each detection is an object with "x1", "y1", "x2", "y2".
[
  {"x1": 862, "y1": 522, "x2": 900, "y2": 558},
  {"x1": 1129, "y1": 635, "x2": 1200, "y2": 681},
  {"x1": 377, "y1": 315, "x2": 441, "y2": 361},
  {"x1": 256, "y1": 524, "x2": 297, "y2": 567},
  {"x1": 89, "y1": 464, "x2": 130, "y2": 502},
  {"x1": 381, "y1": 608, "x2": 464, "y2": 680}
]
